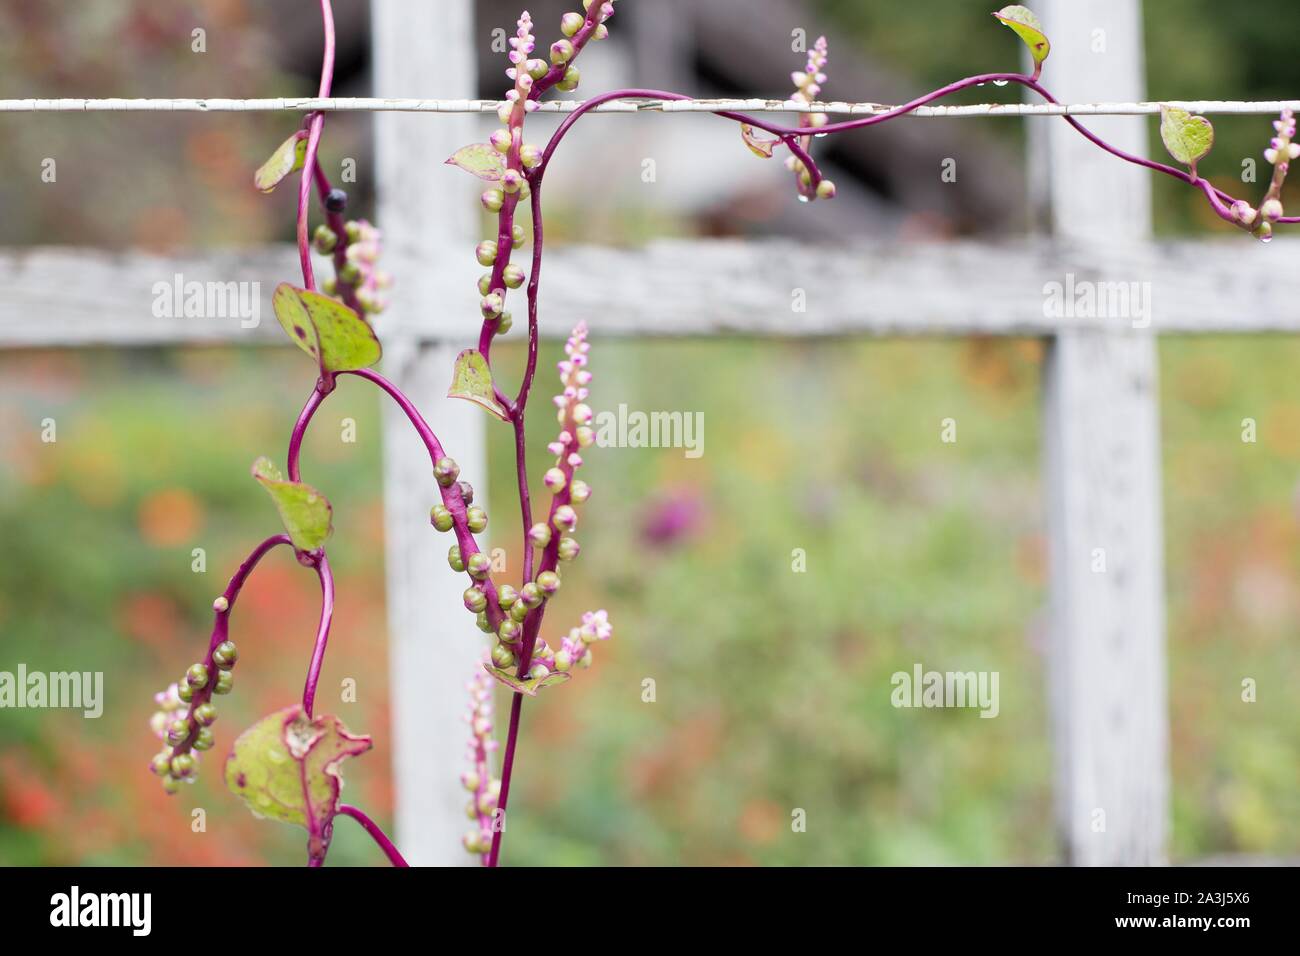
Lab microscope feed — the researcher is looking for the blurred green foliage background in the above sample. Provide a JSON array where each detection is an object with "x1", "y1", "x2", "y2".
[{"x1": 0, "y1": 1, "x2": 1298, "y2": 865}]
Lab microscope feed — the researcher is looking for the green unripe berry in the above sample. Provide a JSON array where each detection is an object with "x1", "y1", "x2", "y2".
[
  {"x1": 466, "y1": 507, "x2": 488, "y2": 534},
  {"x1": 556, "y1": 65, "x2": 580, "y2": 93},
  {"x1": 161, "y1": 775, "x2": 181, "y2": 795},
  {"x1": 569, "y1": 480, "x2": 591, "y2": 503},
  {"x1": 816, "y1": 179, "x2": 837, "y2": 200},
  {"x1": 550, "y1": 39, "x2": 575, "y2": 64},
  {"x1": 511, "y1": 224, "x2": 527, "y2": 248},
  {"x1": 177, "y1": 683, "x2": 194, "y2": 703},
  {"x1": 213, "y1": 640, "x2": 238, "y2": 670},
  {"x1": 475, "y1": 241, "x2": 498, "y2": 267},
  {"x1": 464, "y1": 587, "x2": 488, "y2": 614},
  {"x1": 495, "y1": 311, "x2": 514, "y2": 335},
  {"x1": 344, "y1": 220, "x2": 362, "y2": 243},
  {"x1": 476, "y1": 611, "x2": 493, "y2": 633},
  {"x1": 498, "y1": 619, "x2": 522, "y2": 643},
  {"x1": 313, "y1": 224, "x2": 338, "y2": 254},
  {"x1": 497, "y1": 585, "x2": 519, "y2": 609},
  {"x1": 558, "y1": 536, "x2": 581, "y2": 561},
  {"x1": 194, "y1": 702, "x2": 218, "y2": 727},
  {"x1": 214, "y1": 670, "x2": 234, "y2": 695},
  {"x1": 150, "y1": 753, "x2": 172, "y2": 776},
  {"x1": 536, "y1": 570, "x2": 560, "y2": 596},
  {"x1": 186, "y1": 663, "x2": 210, "y2": 690},
  {"x1": 553, "y1": 505, "x2": 578, "y2": 533},
  {"x1": 527, "y1": 522, "x2": 552, "y2": 548},
  {"x1": 554, "y1": 650, "x2": 573, "y2": 672},
  {"x1": 481, "y1": 189, "x2": 505, "y2": 212},
  {"x1": 510, "y1": 600, "x2": 530, "y2": 623},
  {"x1": 430, "y1": 504, "x2": 454, "y2": 532},
  {"x1": 448, "y1": 544, "x2": 465, "y2": 573},
  {"x1": 491, "y1": 643, "x2": 516, "y2": 668},
  {"x1": 193, "y1": 727, "x2": 215, "y2": 751},
  {"x1": 527, "y1": 59, "x2": 550, "y2": 81},
  {"x1": 528, "y1": 662, "x2": 550, "y2": 680},
  {"x1": 338, "y1": 261, "x2": 362, "y2": 286},
  {"x1": 503, "y1": 264, "x2": 525, "y2": 289},
  {"x1": 467, "y1": 552, "x2": 492, "y2": 580},
  {"x1": 170, "y1": 753, "x2": 196, "y2": 778},
  {"x1": 520, "y1": 582, "x2": 544, "y2": 609},
  {"x1": 561, "y1": 12, "x2": 584, "y2": 36},
  {"x1": 461, "y1": 770, "x2": 480, "y2": 791},
  {"x1": 322, "y1": 277, "x2": 338, "y2": 296},
  {"x1": 478, "y1": 273, "x2": 494, "y2": 296},
  {"x1": 434, "y1": 457, "x2": 461, "y2": 487}
]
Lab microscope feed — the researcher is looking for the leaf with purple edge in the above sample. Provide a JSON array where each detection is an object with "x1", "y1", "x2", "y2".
[
  {"x1": 251, "y1": 457, "x2": 333, "y2": 552},
  {"x1": 448, "y1": 349, "x2": 510, "y2": 421},
  {"x1": 254, "y1": 130, "x2": 309, "y2": 194},
  {"x1": 740, "y1": 124, "x2": 780, "y2": 158},
  {"x1": 225, "y1": 705, "x2": 371, "y2": 866},
  {"x1": 1159, "y1": 106, "x2": 1214, "y2": 172},
  {"x1": 272, "y1": 283, "x2": 382, "y2": 374},
  {"x1": 993, "y1": 5, "x2": 1050, "y2": 71},
  {"x1": 483, "y1": 664, "x2": 572, "y2": 697},
  {"x1": 446, "y1": 144, "x2": 506, "y2": 181}
]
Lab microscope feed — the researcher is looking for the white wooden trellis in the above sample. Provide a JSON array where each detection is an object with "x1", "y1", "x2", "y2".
[{"x1": 4, "y1": 0, "x2": 1298, "y2": 865}]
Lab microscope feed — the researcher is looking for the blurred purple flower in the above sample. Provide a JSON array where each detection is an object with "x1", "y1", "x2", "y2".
[{"x1": 641, "y1": 489, "x2": 705, "y2": 548}]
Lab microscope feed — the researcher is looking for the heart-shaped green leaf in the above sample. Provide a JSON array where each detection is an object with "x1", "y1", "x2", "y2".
[
  {"x1": 251, "y1": 457, "x2": 333, "y2": 553},
  {"x1": 1159, "y1": 106, "x2": 1214, "y2": 171},
  {"x1": 272, "y1": 283, "x2": 382, "y2": 374},
  {"x1": 446, "y1": 144, "x2": 506, "y2": 181},
  {"x1": 254, "y1": 131, "x2": 309, "y2": 194},
  {"x1": 448, "y1": 349, "x2": 510, "y2": 421},
  {"x1": 740, "y1": 124, "x2": 779, "y2": 159},
  {"x1": 993, "y1": 6, "x2": 1050, "y2": 71},
  {"x1": 225, "y1": 705, "x2": 371, "y2": 866},
  {"x1": 483, "y1": 663, "x2": 572, "y2": 697}
]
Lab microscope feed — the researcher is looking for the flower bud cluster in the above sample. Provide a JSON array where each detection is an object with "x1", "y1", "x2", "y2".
[
  {"x1": 473, "y1": 6, "x2": 618, "y2": 342},
  {"x1": 430, "y1": 457, "x2": 505, "y2": 632},
  {"x1": 551, "y1": 608, "x2": 613, "y2": 675},
  {"x1": 785, "y1": 37, "x2": 836, "y2": 202},
  {"x1": 320, "y1": 219, "x2": 391, "y2": 315},
  {"x1": 460, "y1": 665, "x2": 501, "y2": 861},
  {"x1": 1254, "y1": 108, "x2": 1297, "y2": 242},
  {"x1": 147, "y1": 638, "x2": 238, "y2": 793}
]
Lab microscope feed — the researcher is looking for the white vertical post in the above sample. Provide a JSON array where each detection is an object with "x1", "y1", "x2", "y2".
[
  {"x1": 1037, "y1": 0, "x2": 1169, "y2": 865},
  {"x1": 372, "y1": 0, "x2": 484, "y2": 865}
]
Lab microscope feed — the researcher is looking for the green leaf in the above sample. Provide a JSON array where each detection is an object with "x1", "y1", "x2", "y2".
[
  {"x1": 447, "y1": 349, "x2": 510, "y2": 421},
  {"x1": 445, "y1": 144, "x2": 506, "y2": 181},
  {"x1": 993, "y1": 5, "x2": 1050, "y2": 70},
  {"x1": 740, "y1": 124, "x2": 779, "y2": 159},
  {"x1": 254, "y1": 131, "x2": 309, "y2": 194},
  {"x1": 483, "y1": 664, "x2": 572, "y2": 697},
  {"x1": 272, "y1": 283, "x2": 382, "y2": 374},
  {"x1": 224, "y1": 705, "x2": 371, "y2": 866},
  {"x1": 1159, "y1": 106, "x2": 1214, "y2": 171},
  {"x1": 251, "y1": 457, "x2": 333, "y2": 552}
]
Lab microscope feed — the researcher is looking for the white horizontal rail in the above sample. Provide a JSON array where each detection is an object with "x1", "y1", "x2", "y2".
[
  {"x1": 1, "y1": 97, "x2": 1297, "y2": 117},
  {"x1": 3, "y1": 239, "x2": 1299, "y2": 348}
]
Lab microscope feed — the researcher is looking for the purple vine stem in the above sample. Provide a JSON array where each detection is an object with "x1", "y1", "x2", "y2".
[
  {"x1": 169, "y1": 533, "x2": 291, "y2": 758},
  {"x1": 301, "y1": 553, "x2": 334, "y2": 717},
  {"x1": 337, "y1": 804, "x2": 410, "y2": 867},
  {"x1": 296, "y1": 0, "x2": 336, "y2": 291}
]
